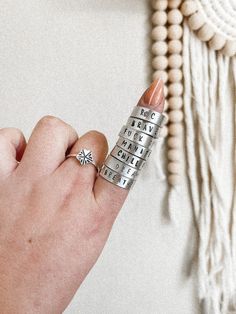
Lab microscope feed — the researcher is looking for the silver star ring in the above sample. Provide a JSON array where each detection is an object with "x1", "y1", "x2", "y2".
[{"x1": 66, "y1": 149, "x2": 100, "y2": 172}]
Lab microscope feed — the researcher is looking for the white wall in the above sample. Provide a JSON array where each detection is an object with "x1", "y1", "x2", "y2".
[{"x1": 0, "y1": 1, "x2": 200, "y2": 313}]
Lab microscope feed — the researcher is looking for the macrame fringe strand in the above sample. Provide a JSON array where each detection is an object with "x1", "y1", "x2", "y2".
[{"x1": 180, "y1": 20, "x2": 236, "y2": 314}]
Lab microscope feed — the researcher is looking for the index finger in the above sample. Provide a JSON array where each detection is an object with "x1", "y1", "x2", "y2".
[{"x1": 93, "y1": 78, "x2": 165, "y2": 216}]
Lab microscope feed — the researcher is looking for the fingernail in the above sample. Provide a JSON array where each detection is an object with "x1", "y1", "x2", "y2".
[{"x1": 137, "y1": 78, "x2": 165, "y2": 113}]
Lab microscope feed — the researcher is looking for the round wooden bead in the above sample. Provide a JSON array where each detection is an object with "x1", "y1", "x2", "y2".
[
  {"x1": 168, "y1": 25, "x2": 183, "y2": 40},
  {"x1": 167, "y1": 149, "x2": 181, "y2": 161},
  {"x1": 168, "y1": 54, "x2": 183, "y2": 68},
  {"x1": 197, "y1": 24, "x2": 214, "y2": 41},
  {"x1": 167, "y1": 136, "x2": 182, "y2": 148},
  {"x1": 168, "y1": 0, "x2": 182, "y2": 9},
  {"x1": 168, "y1": 69, "x2": 182, "y2": 82},
  {"x1": 221, "y1": 40, "x2": 236, "y2": 57},
  {"x1": 181, "y1": 0, "x2": 197, "y2": 16},
  {"x1": 168, "y1": 174, "x2": 182, "y2": 185},
  {"x1": 152, "y1": 56, "x2": 168, "y2": 70},
  {"x1": 167, "y1": 9, "x2": 183, "y2": 24},
  {"x1": 169, "y1": 123, "x2": 183, "y2": 136},
  {"x1": 152, "y1": 11, "x2": 167, "y2": 26},
  {"x1": 151, "y1": 0, "x2": 168, "y2": 10},
  {"x1": 169, "y1": 83, "x2": 183, "y2": 96},
  {"x1": 188, "y1": 12, "x2": 205, "y2": 31},
  {"x1": 167, "y1": 161, "x2": 181, "y2": 174},
  {"x1": 152, "y1": 26, "x2": 168, "y2": 41},
  {"x1": 169, "y1": 110, "x2": 184, "y2": 122},
  {"x1": 168, "y1": 40, "x2": 182, "y2": 54},
  {"x1": 160, "y1": 125, "x2": 168, "y2": 137},
  {"x1": 152, "y1": 41, "x2": 168, "y2": 55},
  {"x1": 153, "y1": 70, "x2": 168, "y2": 83},
  {"x1": 168, "y1": 96, "x2": 183, "y2": 109},
  {"x1": 209, "y1": 33, "x2": 226, "y2": 51}
]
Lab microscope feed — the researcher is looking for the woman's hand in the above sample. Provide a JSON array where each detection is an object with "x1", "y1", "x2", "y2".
[{"x1": 0, "y1": 79, "x2": 164, "y2": 314}]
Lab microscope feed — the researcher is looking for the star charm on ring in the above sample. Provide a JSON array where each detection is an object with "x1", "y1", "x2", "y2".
[
  {"x1": 66, "y1": 148, "x2": 100, "y2": 172},
  {"x1": 76, "y1": 149, "x2": 93, "y2": 165}
]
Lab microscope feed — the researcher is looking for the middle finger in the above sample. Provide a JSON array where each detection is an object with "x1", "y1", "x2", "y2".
[{"x1": 17, "y1": 116, "x2": 78, "y2": 179}]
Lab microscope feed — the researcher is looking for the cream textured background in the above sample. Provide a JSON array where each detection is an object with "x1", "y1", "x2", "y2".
[{"x1": 0, "y1": 1, "x2": 200, "y2": 313}]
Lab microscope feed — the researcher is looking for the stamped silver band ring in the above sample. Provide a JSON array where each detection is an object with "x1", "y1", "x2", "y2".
[
  {"x1": 99, "y1": 165, "x2": 135, "y2": 189},
  {"x1": 105, "y1": 155, "x2": 139, "y2": 179},
  {"x1": 119, "y1": 125, "x2": 154, "y2": 148},
  {"x1": 125, "y1": 117, "x2": 161, "y2": 138},
  {"x1": 110, "y1": 146, "x2": 146, "y2": 170},
  {"x1": 130, "y1": 105, "x2": 166, "y2": 126},
  {"x1": 66, "y1": 149, "x2": 100, "y2": 172},
  {"x1": 99, "y1": 102, "x2": 165, "y2": 190},
  {"x1": 116, "y1": 137, "x2": 152, "y2": 159}
]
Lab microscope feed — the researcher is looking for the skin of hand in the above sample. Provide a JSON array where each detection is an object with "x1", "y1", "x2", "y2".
[
  {"x1": 0, "y1": 79, "x2": 163, "y2": 314},
  {"x1": 0, "y1": 118, "x2": 128, "y2": 314}
]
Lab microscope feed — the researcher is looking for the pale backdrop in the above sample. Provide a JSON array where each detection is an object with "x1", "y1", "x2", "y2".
[{"x1": 0, "y1": 1, "x2": 200, "y2": 313}]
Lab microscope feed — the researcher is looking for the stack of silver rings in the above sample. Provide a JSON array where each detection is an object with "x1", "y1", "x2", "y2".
[{"x1": 99, "y1": 105, "x2": 166, "y2": 190}]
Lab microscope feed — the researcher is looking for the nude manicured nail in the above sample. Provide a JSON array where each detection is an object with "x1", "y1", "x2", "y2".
[{"x1": 137, "y1": 78, "x2": 164, "y2": 113}]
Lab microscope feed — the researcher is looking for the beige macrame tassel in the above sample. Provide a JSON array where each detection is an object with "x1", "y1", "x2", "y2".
[
  {"x1": 183, "y1": 19, "x2": 236, "y2": 314},
  {"x1": 230, "y1": 56, "x2": 236, "y2": 312}
]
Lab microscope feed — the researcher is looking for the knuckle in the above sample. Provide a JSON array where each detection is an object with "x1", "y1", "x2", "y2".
[
  {"x1": 38, "y1": 115, "x2": 65, "y2": 130},
  {"x1": 0, "y1": 128, "x2": 24, "y2": 143},
  {"x1": 88, "y1": 130, "x2": 108, "y2": 147},
  {"x1": 38, "y1": 116, "x2": 77, "y2": 139},
  {"x1": 0, "y1": 127, "x2": 22, "y2": 136},
  {"x1": 0, "y1": 134, "x2": 8, "y2": 147},
  {"x1": 89, "y1": 130, "x2": 106, "y2": 139}
]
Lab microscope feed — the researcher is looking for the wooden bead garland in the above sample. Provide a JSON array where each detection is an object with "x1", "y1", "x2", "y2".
[
  {"x1": 168, "y1": 24, "x2": 183, "y2": 40},
  {"x1": 168, "y1": 40, "x2": 182, "y2": 54},
  {"x1": 167, "y1": 9, "x2": 183, "y2": 25},
  {"x1": 167, "y1": 148, "x2": 182, "y2": 161},
  {"x1": 167, "y1": 136, "x2": 182, "y2": 148},
  {"x1": 152, "y1": 26, "x2": 168, "y2": 41},
  {"x1": 181, "y1": 0, "x2": 236, "y2": 56},
  {"x1": 152, "y1": 41, "x2": 168, "y2": 55},
  {"x1": 152, "y1": 11, "x2": 167, "y2": 25},
  {"x1": 152, "y1": 55, "x2": 168, "y2": 70},
  {"x1": 151, "y1": 0, "x2": 168, "y2": 11},
  {"x1": 168, "y1": 69, "x2": 182, "y2": 82},
  {"x1": 168, "y1": 0, "x2": 182, "y2": 9},
  {"x1": 168, "y1": 96, "x2": 183, "y2": 109},
  {"x1": 153, "y1": 70, "x2": 168, "y2": 83},
  {"x1": 151, "y1": 0, "x2": 184, "y2": 186},
  {"x1": 168, "y1": 54, "x2": 183, "y2": 68},
  {"x1": 209, "y1": 33, "x2": 226, "y2": 51}
]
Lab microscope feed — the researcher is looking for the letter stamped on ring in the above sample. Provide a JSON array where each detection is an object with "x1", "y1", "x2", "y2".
[
  {"x1": 119, "y1": 126, "x2": 153, "y2": 148},
  {"x1": 99, "y1": 165, "x2": 134, "y2": 189},
  {"x1": 130, "y1": 105, "x2": 166, "y2": 126},
  {"x1": 105, "y1": 155, "x2": 139, "y2": 179},
  {"x1": 116, "y1": 137, "x2": 151, "y2": 159},
  {"x1": 111, "y1": 146, "x2": 146, "y2": 170},
  {"x1": 126, "y1": 117, "x2": 160, "y2": 138}
]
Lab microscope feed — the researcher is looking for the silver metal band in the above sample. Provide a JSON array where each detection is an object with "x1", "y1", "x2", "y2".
[
  {"x1": 105, "y1": 155, "x2": 139, "y2": 179},
  {"x1": 125, "y1": 117, "x2": 161, "y2": 139},
  {"x1": 130, "y1": 105, "x2": 166, "y2": 126},
  {"x1": 116, "y1": 137, "x2": 152, "y2": 159},
  {"x1": 99, "y1": 165, "x2": 135, "y2": 190},
  {"x1": 111, "y1": 145, "x2": 146, "y2": 170},
  {"x1": 98, "y1": 105, "x2": 165, "y2": 190},
  {"x1": 119, "y1": 125, "x2": 154, "y2": 148},
  {"x1": 66, "y1": 150, "x2": 100, "y2": 172}
]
